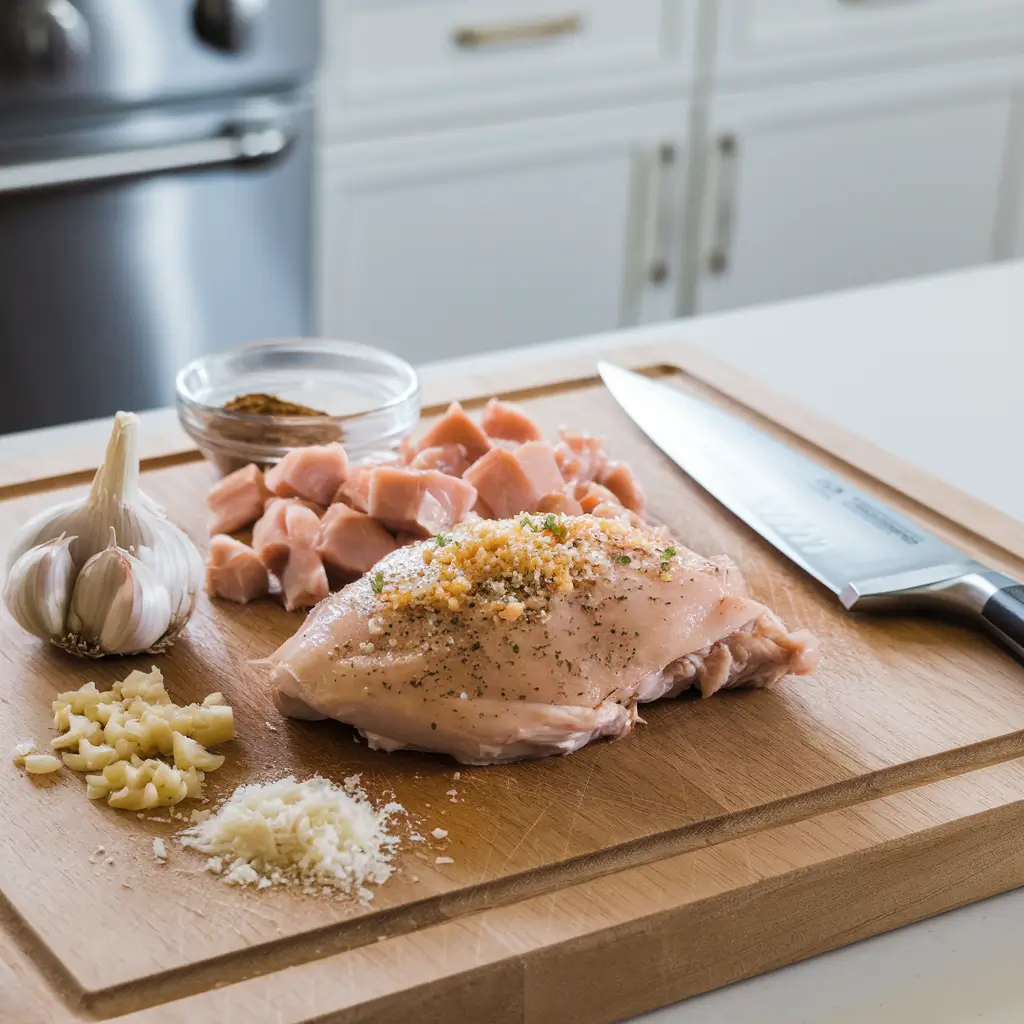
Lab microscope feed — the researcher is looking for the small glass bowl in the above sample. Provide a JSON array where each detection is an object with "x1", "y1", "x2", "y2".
[{"x1": 176, "y1": 339, "x2": 421, "y2": 475}]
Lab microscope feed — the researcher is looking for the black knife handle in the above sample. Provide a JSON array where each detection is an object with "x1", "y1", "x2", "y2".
[{"x1": 981, "y1": 583, "x2": 1024, "y2": 663}]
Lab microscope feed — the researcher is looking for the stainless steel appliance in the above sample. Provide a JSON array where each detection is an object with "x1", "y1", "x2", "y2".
[
  {"x1": 599, "y1": 362, "x2": 1024, "y2": 662},
  {"x1": 0, "y1": 0, "x2": 319, "y2": 433}
]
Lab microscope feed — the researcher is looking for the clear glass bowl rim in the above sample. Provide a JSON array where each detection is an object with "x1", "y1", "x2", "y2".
[{"x1": 174, "y1": 337, "x2": 420, "y2": 428}]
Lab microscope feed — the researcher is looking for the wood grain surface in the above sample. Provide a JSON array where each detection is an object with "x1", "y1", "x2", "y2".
[{"x1": 3, "y1": 355, "x2": 1024, "y2": 1024}]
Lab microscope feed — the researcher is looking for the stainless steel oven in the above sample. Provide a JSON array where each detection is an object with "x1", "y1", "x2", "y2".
[{"x1": 0, "y1": 0, "x2": 320, "y2": 433}]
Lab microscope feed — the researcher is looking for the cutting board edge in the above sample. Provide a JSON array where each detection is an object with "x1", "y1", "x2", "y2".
[
  {"x1": 12, "y1": 753, "x2": 1024, "y2": 1024},
  {"x1": 8, "y1": 721, "x2": 1024, "y2": 1016}
]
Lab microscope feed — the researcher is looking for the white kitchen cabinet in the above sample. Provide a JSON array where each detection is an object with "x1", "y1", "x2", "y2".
[
  {"x1": 695, "y1": 67, "x2": 1016, "y2": 314},
  {"x1": 317, "y1": 103, "x2": 688, "y2": 362},
  {"x1": 320, "y1": 0, "x2": 697, "y2": 139},
  {"x1": 713, "y1": 0, "x2": 1024, "y2": 89}
]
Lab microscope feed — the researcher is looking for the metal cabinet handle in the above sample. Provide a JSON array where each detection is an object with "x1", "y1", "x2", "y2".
[
  {"x1": 0, "y1": 123, "x2": 289, "y2": 196},
  {"x1": 453, "y1": 13, "x2": 582, "y2": 49},
  {"x1": 706, "y1": 133, "x2": 738, "y2": 275},
  {"x1": 643, "y1": 142, "x2": 676, "y2": 286}
]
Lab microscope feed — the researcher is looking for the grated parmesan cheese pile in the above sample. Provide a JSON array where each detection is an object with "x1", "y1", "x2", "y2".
[{"x1": 179, "y1": 774, "x2": 404, "y2": 899}]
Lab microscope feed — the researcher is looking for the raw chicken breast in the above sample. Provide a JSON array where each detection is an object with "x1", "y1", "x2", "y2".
[
  {"x1": 415, "y1": 402, "x2": 492, "y2": 462},
  {"x1": 265, "y1": 443, "x2": 349, "y2": 507},
  {"x1": 205, "y1": 534, "x2": 270, "y2": 604},
  {"x1": 207, "y1": 464, "x2": 270, "y2": 535},
  {"x1": 366, "y1": 466, "x2": 478, "y2": 536},
  {"x1": 316, "y1": 504, "x2": 398, "y2": 579},
  {"x1": 481, "y1": 398, "x2": 542, "y2": 443},
  {"x1": 269, "y1": 514, "x2": 818, "y2": 764},
  {"x1": 252, "y1": 498, "x2": 329, "y2": 611},
  {"x1": 463, "y1": 442, "x2": 564, "y2": 518},
  {"x1": 409, "y1": 444, "x2": 471, "y2": 477}
]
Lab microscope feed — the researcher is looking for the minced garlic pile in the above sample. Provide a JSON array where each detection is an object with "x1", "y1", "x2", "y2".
[
  {"x1": 376, "y1": 513, "x2": 677, "y2": 617},
  {"x1": 179, "y1": 774, "x2": 404, "y2": 899},
  {"x1": 43, "y1": 667, "x2": 233, "y2": 810}
]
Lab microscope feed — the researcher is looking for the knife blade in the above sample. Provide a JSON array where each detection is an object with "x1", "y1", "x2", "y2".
[{"x1": 598, "y1": 361, "x2": 1024, "y2": 662}]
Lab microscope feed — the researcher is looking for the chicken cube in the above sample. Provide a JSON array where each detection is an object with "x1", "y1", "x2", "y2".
[
  {"x1": 264, "y1": 443, "x2": 349, "y2": 507},
  {"x1": 462, "y1": 442, "x2": 564, "y2": 519},
  {"x1": 415, "y1": 402, "x2": 491, "y2": 462},
  {"x1": 206, "y1": 535, "x2": 270, "y2": 605},
  {"x1": 366, "y1": 467, "x2": 478, "y2": 536},
  {"x1": 315, "y1": 504, "x2": 398, "y2": 578},
  {"x1": 206, "y1": 464, "x2": 270, "y2": 535},
  {"x1": 480, "y1": 398, "x2": 542, "y2": 443}
]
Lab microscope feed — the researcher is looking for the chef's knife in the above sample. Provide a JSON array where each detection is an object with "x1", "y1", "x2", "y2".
[{"x1": 598, "y1": 362, "x2": 1024, "y2": 661}]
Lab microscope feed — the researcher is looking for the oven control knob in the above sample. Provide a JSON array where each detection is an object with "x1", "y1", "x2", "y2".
[
  {"x1": 0, "y1": 0, "x2": 90, "y2": 79},
  {"x1": 193, "y1": 0, "x2": 266, "y2": 54}
]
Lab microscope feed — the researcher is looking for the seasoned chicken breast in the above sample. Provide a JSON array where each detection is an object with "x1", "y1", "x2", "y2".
[{"x1": 269, "y1": 515, "x2": 818, "y2": 765}]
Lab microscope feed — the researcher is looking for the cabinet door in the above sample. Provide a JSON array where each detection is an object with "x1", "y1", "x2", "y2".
[
  {"x1": 696, "y1": 74, "x2": 1013, "y2": 314},
  {"x1": 317, "y1": 103, "x2": 687, "y2": 362}
]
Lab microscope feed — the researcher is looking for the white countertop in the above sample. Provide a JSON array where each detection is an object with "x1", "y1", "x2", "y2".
[{"x1": 633, "y1": 260, "x2": 1024, "y2": 1024}]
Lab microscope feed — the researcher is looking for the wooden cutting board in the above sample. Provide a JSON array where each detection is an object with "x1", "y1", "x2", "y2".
[{"x1": 5, "y1": 342, "x2": 1024, "y2": 1024}]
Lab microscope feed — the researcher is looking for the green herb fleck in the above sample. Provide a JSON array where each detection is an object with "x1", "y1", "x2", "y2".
[
  {"x1": 512, "y1": 643, "x2": 519, "y2": 654},
  {"x1": 436, "y1": 534, "x2": 448, "y2": 546},
  {"x1": 617, "y1": 555, "x2": 631, "y2": 565},
  {"x1": 370, "y1": 571, "x2": 385, "y2": 594},
  {"x1": 542, "y1": 514, "x2": 567, "y2": 540},
  {"x1": 662, "y1": 546, "x2": 676, "y2": 558}
]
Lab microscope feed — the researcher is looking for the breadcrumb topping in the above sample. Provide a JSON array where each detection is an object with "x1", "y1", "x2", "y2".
[{"x1": 375, "y1": 514, "x2": 677, "y2": 616}]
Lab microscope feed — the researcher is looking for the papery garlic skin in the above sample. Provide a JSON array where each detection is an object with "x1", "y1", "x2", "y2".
[
  {"x1": 66, "y1": 530, "x2": 172, "y2": 656},
  {"x1": 1, "y1": 412, "x2": 203, "y2": 658},
  {"x1": 2, "y1": 535, "x2": 76, "y2": 641}
]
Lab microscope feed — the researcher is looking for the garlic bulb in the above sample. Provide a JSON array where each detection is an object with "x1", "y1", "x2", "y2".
[{"x1": 2, "y1": 412, "x2": 203, "y2": 657}]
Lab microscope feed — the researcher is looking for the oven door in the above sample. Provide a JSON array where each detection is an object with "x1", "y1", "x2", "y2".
[{"x1": 0, "y1": 92, "x2": 312, "y2": 433}]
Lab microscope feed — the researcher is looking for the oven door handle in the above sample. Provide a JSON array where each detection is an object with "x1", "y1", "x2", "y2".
[{"x1": 0, "y1": 122, "x2": 290, "y2": 196}]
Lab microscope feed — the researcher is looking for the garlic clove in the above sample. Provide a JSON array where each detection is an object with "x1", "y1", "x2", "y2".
[
  {"x1": 2, "y1": 534, "x2": 76, "y2": 641},
  {"x1": 67, "y1": 529, "x2": 172, "y2": 656},
  {"x1": 136, "y1": 516, "x2": 204, "y2": 635}
]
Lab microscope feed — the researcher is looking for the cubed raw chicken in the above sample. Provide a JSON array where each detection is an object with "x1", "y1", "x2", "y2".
[
  {"x1": 480, "y1": 398, "x2": 542, "y2": 443},
  {"x1": 536, "y1": 491, "x2": 584, "y2": 516},
  {"x1": 462, "y1": 441, "x2": 564, "y2": 518},
  {"x1": 205, "y1": 535, "x2": 270, "y2": 604},
  {"x1": 315, "y1": 504, "x2": 398, "y2": 579},
  {"x1": 366, "y1": 466, "x2": 478, "y2": 536},
  {"x1": 598, "y1": 461, "x2": 645, "y2": 514},
  {"x1": 409, "y1": 444, "x2": 471, "y2": 477},
  {"x1": 264, "y1": 443, "x2": 349, "y2": 507},
  {"x1": 270, "y1": 515, "x2": 819, "y2": 765},
  {"x1": 252, "y1": 499, "x2": 329, "y2": 611},
  {"x1": 335, "y1": 465, "x2": 372, "y2": 512},
  {"x1": 554, "y1": 430, "x2": 607, "y2": 484},
  {"x1": 415, "y1": 401, "x2": 491, "y2": 462},
  {"x1": 206, "y1": 464, "x2": 270, "y2": 535},
  {"x1": 576, "y1": 482, "x2": 621, "y2": 514},
  {"x1": 263, "y1": 495, "x2": 325, "y2": 517}
]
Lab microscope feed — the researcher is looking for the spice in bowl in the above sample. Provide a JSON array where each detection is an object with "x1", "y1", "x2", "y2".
[{"x1": 222, "y1": 394, "x2": 329, "y2": 418}]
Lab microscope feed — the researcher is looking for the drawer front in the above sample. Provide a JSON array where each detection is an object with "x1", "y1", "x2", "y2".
[
  {"x1": 326, "y1": 0, "x2": 689, "y2": 103},
  {"x1": 716, "y1": 0, "x2": 1024, "y2": 85}
]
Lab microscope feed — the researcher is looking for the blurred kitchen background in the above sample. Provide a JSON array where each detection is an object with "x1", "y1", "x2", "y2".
[{"x1": 1, "y1": 0, "x2": 1024, "y2": 433}]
